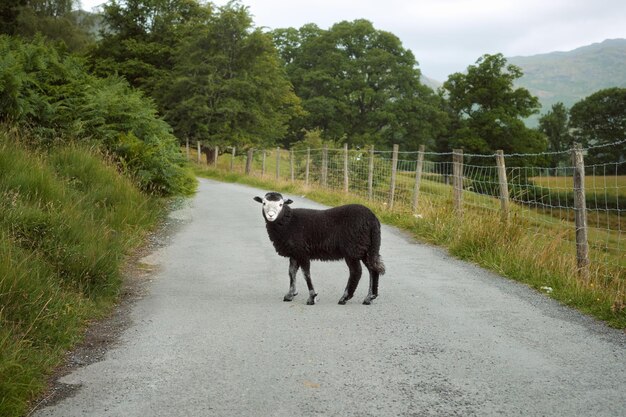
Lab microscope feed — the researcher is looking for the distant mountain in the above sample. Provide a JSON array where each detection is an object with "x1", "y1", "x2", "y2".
[
  {"x1": 508, "y1": 38, "x2": 626, "y2": 121},
  {"x1": 420, "y1": 74, "x2": 442, "y2": 90}
]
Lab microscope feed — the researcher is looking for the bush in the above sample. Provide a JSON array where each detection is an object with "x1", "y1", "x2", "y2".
[{"x1": 0, "y1": 35, "x2": 195, "y2": 196}]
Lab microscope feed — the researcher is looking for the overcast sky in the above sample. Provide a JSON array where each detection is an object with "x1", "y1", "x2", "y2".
[{"x1": 80, "y1": 0, "x2": 626, "y2": 81}]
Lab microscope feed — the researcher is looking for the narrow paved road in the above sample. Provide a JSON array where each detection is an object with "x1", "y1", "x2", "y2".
[{"x1": 36, "y1": 179, "x2": 626, "y2": 417}]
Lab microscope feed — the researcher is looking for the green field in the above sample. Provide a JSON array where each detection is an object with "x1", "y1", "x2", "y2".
[{"x1": 531, "y1": 175, "x2": 626, "y2": 199}]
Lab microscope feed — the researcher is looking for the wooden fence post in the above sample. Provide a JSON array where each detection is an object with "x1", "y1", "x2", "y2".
[
  {"x1": 305, "y1": 147, "x2": 310, "y2": 186},
  {"x1": 496, "y1": 150, "x2": 509, "y2": 222},
  {"x1": 343, "y1": 143, "x2": 349, "y2": 193},
  {"x1": 388, "y1": 144, "x2": 399, "y2": 210},
  {"x1": 368, "y1": 146, "x2": 374, "y2": 201},
  {"x1": 572, "y1": 143, "x2": 590, "y2": 283},
  {"x1": 186, "y1": 138, "x2": 190, "y2": 160},
  {"x1": 452, "y1": 149, "x2": 463, "y2": 214},
  {"x1": 290, "y1": 149, "x2": 295, "y2": 182},
  {"x1": 262, "y1": 149, "x2": 266, "y2": 177},
  {"x1": 197, "y1": 141, "x2": 202, "y2": 163},
  {"x1": 230, "y1": 146, "x2": 236, "y2": 172},
  {"x1": 275, "y1": 147, "x2": 280, "y2": 180},
  {"x1": 214, "y1": 146, "x2": 219, "y2": 166},
  {"x1": 321, "y1": 145, "x2": 328, "y2": 187},
  {"x1": 245, "y1": 148, "x2": 253, "y2": 175},
  {"x1": 412, "y1": 145, "x2": 425, "y2": 212}
]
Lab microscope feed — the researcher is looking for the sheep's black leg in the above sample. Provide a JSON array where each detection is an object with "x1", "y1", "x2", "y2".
[
  {"x1": 284, "y1": 257, "x2": 299, "y2": 302},
  {"x1": 300, "y1": 259, "x2": 317, "y2": 305},
  {"x1": 363, "y1": 264, "x2": 379, "y2": 305},
  {"x1": 338, "y1": 258, "x2": 362, "y2": 305},
  {"x1": 372, "y1": 271, "x2": 379, "y2": 298}
]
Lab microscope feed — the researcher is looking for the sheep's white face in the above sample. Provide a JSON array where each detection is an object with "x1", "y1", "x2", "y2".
[
  {"x1": 262, "y1": 198, "x2": 284, "y2": 222},
  {"x1": 254, "y1": 193, "x2": 293, "y2": 222}
]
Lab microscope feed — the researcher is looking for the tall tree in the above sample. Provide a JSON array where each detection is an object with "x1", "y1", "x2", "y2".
[
  {"x1": 569, "y1": 87, "x2": 626, "y2": 172},
  {"x1": 442, "y1": 53, "x2": 545, "y2": 158},
  {"x1": 156, "y1": 2, "x2": 301, "y2": 149},
  {"x1": 273, "y1": 19, "x2": 447, "y2": 150},
  {"x1": 1, "y1": 0, "x2": 96, "y2": 52},
  {"x1": 538, "y1": 102, "x2": 573, "y2": 167},
  {"x1": 1, "y1": 0, "x2": 76, "y2": 35},
  {"x1": 89, "y1": 0, "x2": 209, "y2": 94}
]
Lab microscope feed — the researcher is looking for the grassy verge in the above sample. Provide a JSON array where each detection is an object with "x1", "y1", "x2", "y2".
[
  {"x1": 195, "y1": 164, "x2": 626, "y2": 329},
  {"x1": 0, "y1": 135, "x2": 165, "y2": 416}
]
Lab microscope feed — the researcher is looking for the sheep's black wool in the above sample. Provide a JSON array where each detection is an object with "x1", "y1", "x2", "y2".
[{"x1": 254, "y1": 192, "x2": 385, "y2": 305}]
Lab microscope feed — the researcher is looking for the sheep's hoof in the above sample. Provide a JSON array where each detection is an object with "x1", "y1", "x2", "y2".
[
  {"x1": 338, "y1": 292, "x2": 352, "y2": 305},
  {"x1": 283, "y1": 292, "x2": 297, "y2": 302}
]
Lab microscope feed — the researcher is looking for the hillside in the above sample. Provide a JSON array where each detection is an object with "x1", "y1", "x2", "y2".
[
  {"x1": 509, "y1": 38, "x2": 626, "y2": 115},
  {"x1": 420, "y1": 39, "x2": 626, "y2": 123},
  {"x1": 0, "y1": 133, "x2": 162, "y2": 416}
]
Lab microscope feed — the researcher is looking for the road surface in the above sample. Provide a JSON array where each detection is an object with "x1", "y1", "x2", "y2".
[{"x1": 35, "y1": 178, "x2": 626, "y2": 416}]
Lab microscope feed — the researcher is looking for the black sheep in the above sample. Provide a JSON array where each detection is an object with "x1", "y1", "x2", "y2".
[{"x1": 254, "y1": 192, "x2": 385, "y2": 305}]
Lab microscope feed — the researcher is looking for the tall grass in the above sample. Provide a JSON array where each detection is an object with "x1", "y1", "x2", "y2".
[
  {"x1": 195, "y1": 162, "x2": 626, "y2": 329},
  {"x1": 0, "y1": 133, "x2": 163, "y2": 416}
]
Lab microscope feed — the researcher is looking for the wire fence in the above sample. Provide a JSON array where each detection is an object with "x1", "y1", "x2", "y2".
[{"x1": 192, "y1": 141, "x2": 625, "y2": 286}]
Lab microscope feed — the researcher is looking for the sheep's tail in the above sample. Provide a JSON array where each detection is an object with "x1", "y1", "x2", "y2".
[{"x1": 368, "y1": 220, "x2": 386, "y2": 275}]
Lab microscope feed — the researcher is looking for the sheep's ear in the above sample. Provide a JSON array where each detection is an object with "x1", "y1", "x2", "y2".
[
  {"x1": 284, "y1": 199, "x2": 293, "y2": 205},
  {"x1": 253, "y1": 196, "x2": 263, "y2": 203}
]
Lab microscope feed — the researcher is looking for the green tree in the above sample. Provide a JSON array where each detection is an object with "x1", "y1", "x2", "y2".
[
  {"x1": 569, "y1": 87, "x2": 626, "y2": 172},
  {"x1": 442, "y1": 53, "x2": 545, "y2": 158},
  {"x1": 273, "y1": 19, "x2": 447, "y2": 150},
  {"x1": 1, "y1": 0, "x2": 97, "y2": 52},
  {"x1": 156, "y1": 2, "x2": 301, "y2": 149},
  {"x1": 89, "y1": 0, "x2": 209, "y2": 94},
  {"x1": 272, "y1": 25, "x2": 321, "y2": 66},
  {"x1": 538, "y1": 102, "x2": 573, "y2": 167}
]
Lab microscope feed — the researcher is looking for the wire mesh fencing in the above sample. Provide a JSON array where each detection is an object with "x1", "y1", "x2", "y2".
[{"x1": 194, "y1": 140, "x2": 625, "y2": 286}]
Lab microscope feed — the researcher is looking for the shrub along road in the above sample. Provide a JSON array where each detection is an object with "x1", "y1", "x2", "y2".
[{"x1": 34, "y1": 179, "x2": 626, "y2": 416}]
